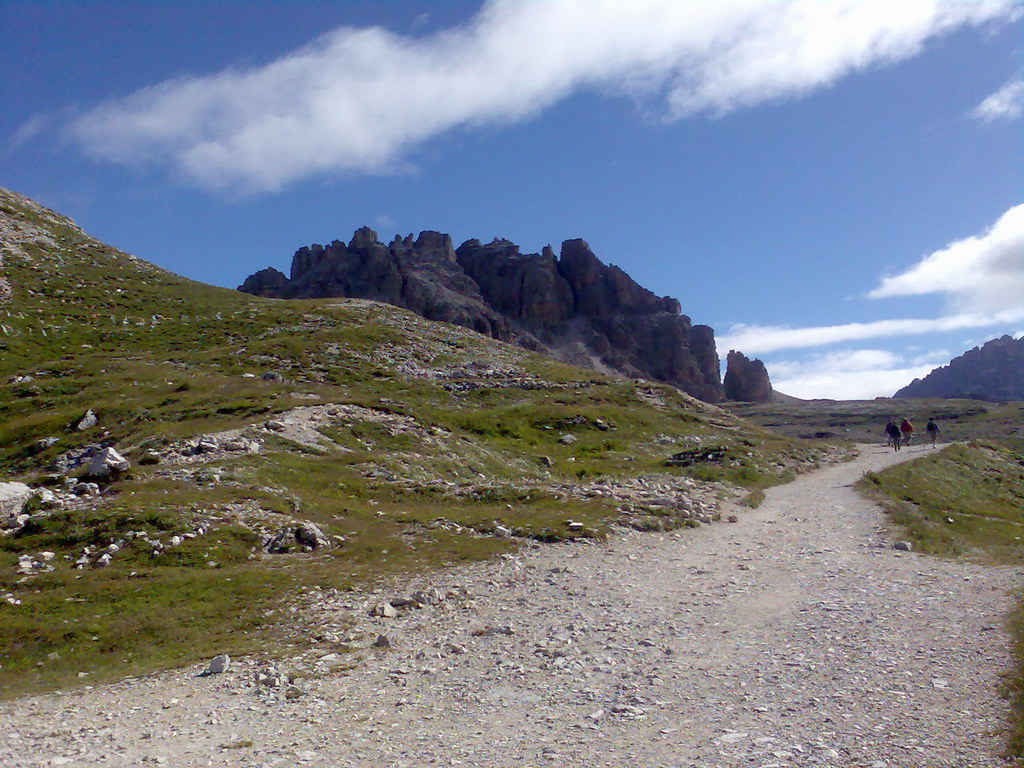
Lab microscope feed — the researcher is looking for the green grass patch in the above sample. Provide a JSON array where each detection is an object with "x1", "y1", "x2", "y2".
[
  {"x1": 741, "y1": 489, "x2": 766, "y2": 509},
  {"x1": 0, "y1": 564, "x2": 285, "y2": 698}
]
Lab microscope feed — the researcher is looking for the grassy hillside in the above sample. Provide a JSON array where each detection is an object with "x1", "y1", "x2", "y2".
[
  {"x1": 859, "y1": 442, "x2": 1024, "y2": 562},
  {"x1": 858, "y1": 441, "x2": 1024, "y2": 756},
  {"x1": 0, "y1": 187, "x2": 835, "y2": 697}
]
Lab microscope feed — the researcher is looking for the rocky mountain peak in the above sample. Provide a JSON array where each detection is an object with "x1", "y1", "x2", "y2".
[
  {"x1": 723, "y1": 350, "x2": 773, "y2": 403},
  {"x1": 895, "y1": 334, "x2": 1024, "y2": 401},
  {"x1": 239, "y1": 228, "x2": 727, "y2": 401},
  {"x1": 349, "y1": 226, "x2": 381, "y2": 250}
]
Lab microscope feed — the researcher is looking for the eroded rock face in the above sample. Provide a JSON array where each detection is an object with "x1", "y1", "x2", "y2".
[
  {"x1": 895, "y1": 335, "x2": 1024, "y2": 401},
  {"x1": 239, "y1": 229, "x2": 725, "y2": 401},
  {"x1": 723, "y1": 350, "x2": 773, "y2": 403},
  {"x1": 238, "y1": 267, "x2": 288, "y2": 298}
]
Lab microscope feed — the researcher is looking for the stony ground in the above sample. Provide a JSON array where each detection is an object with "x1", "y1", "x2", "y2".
[{"x1": 1, "y1": 444, "x2": 1020, "y2": 768}]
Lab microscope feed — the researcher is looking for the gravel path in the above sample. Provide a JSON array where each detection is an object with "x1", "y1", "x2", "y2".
[{"x1": 2, "y1": 444, "x2": 1020, "y2": 767}]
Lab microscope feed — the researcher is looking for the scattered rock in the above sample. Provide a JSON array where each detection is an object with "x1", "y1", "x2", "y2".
[
  {"x1": 256, "y1": 667, "x2": 287, "y2": 687},
  {"x1": 207, "y1": 654, "x2": 230, "y2": 675},
  {"x1": 294, "y1": 523, "x2": 330, "y2": 550},
  {"x1": 472, "y1": 624, "x2": 515, "y2": 637},
  {"x1": 30, "y1": 436, "x2": 59, "y2": 455},
  {"x1": 893, "y1": 541, "x2": 913, "y2": 552},
  {"x1": 73, "y1": 409, "x2": 98, "y2": 431},
  {"x1": 369, "y1": 602, "x2": 399, "y2": 618},
  {"x1": 665, "y1": 447, "x2": 728, "y2": 467},
  {"x1": 84, "y1": 447, "x2": 130, "y2": 480}
]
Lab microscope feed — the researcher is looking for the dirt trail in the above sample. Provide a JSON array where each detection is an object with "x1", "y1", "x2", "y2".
[{"x1": 2, "y1": 444, "x2": 1020, "y2": 767}]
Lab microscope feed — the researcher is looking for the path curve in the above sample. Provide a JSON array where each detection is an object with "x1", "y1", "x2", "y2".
[{"x1": 1, "y1": 444, "x2": 1020, "y2": 767}]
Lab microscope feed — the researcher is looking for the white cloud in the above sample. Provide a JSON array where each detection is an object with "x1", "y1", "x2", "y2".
[
  {"x1": 718, "y1": 308, "x2": 1024, "y2": 355},
  {"x1": 869, "y1": 203, "x2": 1024, "y2": 314},
  {"x1": 767, "y1": 348, "x2": 941, "y2": 399},
  {"x1": 911, "y1": 349, "x2": 948, "y2": 365},
  {"x1": 721, "y1": 204, "x2": 1024, "y2": 356},
  {"x1": 972, "y1": 78, "x2": 1024, "y2": 121},
  {"x1": 8, "y1": 115, "x2": 51, "y2": 151},
  {"x1": 65, "y1": 0, "x2": 1017, "y2": 193}
]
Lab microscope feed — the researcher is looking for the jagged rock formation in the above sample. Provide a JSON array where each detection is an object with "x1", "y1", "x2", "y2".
[
  {"x1": 894, "y1": 335, "x2": 1024, "y2": 401},
  {"x1": 240, "y1": 229, "x2": 725, "y2": 401},
  {"x1": 723, "y1": 350, "x2": 773, "y2": 403}
]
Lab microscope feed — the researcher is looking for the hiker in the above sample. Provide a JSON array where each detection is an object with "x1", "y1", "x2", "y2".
[
  {"x1": 926, "y1": 417, "x2": 940, "y2": 447},
  {"x1": 900, "y1": 417, "x2": 914, "y2": 447},
  {"x1": 885, "y1": 419, "x2": 901, "y2": 451}
]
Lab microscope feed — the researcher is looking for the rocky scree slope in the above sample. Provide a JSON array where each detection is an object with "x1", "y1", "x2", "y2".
[
  {"x1": 240, "y1": 228, "x2": 736, "y2": 402},
  {"x1": 895, "y1": 334, "x2": 1024, "y2": 401},
  {"x1": 0, "y1": 186, "x2": 831, "y2": 696}
]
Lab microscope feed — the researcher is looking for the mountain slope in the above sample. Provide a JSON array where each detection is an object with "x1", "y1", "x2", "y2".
[
  {"x1": 0, "y1": 186, "x2": 829, "y2": 697},
  {"x1": 895, "y1": 335, "x2": 1024, "y2": 401}
]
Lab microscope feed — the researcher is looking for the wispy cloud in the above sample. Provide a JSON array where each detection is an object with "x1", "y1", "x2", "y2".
[
  {"x1": 8, "y1": 115, "x2": 52, "y2": 151},
  {"x1": 718, "y1": 310, "x2": 1024, "y2": 355},
  {"x1": 768, "y1": 348, "x2": 943, "y2": 400},
  {"x1": 869, "y1": 203, "x2": 1024, "y2": 314},
  {"x1": 972, "y1": 78, "x2": 1024, "y2": 121},
  {"x1": 722, "y1": 203, "x2": 1024, "y2": 355},
  {"x1": 65, "y1": 0, "x2": 1017, "y2": 193}
]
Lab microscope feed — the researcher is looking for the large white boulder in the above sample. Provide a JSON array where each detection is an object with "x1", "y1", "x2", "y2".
[
  {"x1": 85, "y1": 447, "x2": 130, "y2": 480},
  {"x1": 0, "y1": 482, "x2": 32, "y2": 519}
]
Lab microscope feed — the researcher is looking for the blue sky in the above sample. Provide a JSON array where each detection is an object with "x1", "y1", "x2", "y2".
[{"x1": 2, "y1": 0, "x2": 1022, "y2": 399}]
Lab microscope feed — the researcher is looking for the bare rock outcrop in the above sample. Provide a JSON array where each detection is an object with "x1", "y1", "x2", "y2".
[
  {"x1": 239, "y1": 229, "x2": 725, "y2": 402},
  {"x1": 238, "y1": 267, "x2": 289, "y2": 297},
  {"x1": 723, "y1": 350, "x2": 773, "y2": 403},
  {"x1": 894, "y1": 335, "x2": 1024, "y2": 401}
]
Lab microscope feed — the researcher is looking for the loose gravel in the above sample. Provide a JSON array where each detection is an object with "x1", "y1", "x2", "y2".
[{"x1": 1, "y1": 444, "x2": 1019, "y2": 767}]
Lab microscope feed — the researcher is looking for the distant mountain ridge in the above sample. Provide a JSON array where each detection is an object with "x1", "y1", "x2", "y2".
[
  {"x1": 894, "y1": 335, "x2": 1024, "y2": 401},
  {"x1": 240, "y1": 227, "x2": 746, "y2": 402}
]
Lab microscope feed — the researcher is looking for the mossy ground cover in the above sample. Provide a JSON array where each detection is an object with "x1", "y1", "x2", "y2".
[
  {"x1": 0, "y1": 188, "x2": 832, "y2": 698},
  {"x1": 857, "y1": 441, "x2": 1024, "y2": 757}
]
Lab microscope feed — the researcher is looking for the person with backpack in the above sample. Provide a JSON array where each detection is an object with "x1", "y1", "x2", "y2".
[
  {"x1": 926, "y1": 417, "x2": 940, "y2": 447},
  {"x1": 900, "y1": 417, "x2": 914, "y2": 447},
  {"x1": 885, "y1": 419, "x2": 901, "y2": 451}
]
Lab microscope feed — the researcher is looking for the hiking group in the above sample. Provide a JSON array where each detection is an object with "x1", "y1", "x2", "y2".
[{"x1": 885, "y1": 416, "x2": 940, "y2": 451}]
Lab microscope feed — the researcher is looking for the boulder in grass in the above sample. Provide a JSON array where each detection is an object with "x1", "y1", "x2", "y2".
[
  {"x1": 294, "y1": 523, "x2": 330, "y2": 550},
  {"x1": 84, "y1": 447, "x2": 130, "y2": 480},
  {"x1": 0, "y1": 482, "x2": 32, "y2": 519},
  {"x1": 74, "y1": 409, "x2": 98, "y2": 431}
]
